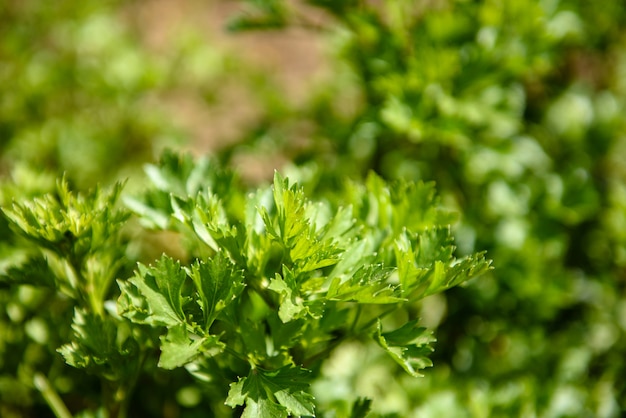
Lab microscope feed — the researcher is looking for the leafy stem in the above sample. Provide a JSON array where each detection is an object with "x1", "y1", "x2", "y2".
[{"x1": 224, "y1": 345, "x2": 251, "y2": 365}]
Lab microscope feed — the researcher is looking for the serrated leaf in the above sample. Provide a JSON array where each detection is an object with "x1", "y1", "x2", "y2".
[
  {"x1": 116, "y1": 278, "x2": 151, "y2": 323},
  {"x1": 425, "y1": 254, "x2": 493, "y2": 298},
  {"x1": 269, "y1": 171, "x2": 310, "y2": 249},
  {"x1": 395, "y1": 231, "x2": 430, "y2": 293},
  {"x1": 226, "y1": 366, "x2": 315, "y2": 417},
  {"x1": 3, "y1": 180, "x2": 128, "y2": 259},
  {"x1": 120, "y1": 255, "x2": 188, "y2": 327},
  {"x1": 158, "y1": 324, "x2": 224, "y2": 369},
  {"x1": 328, "y1": 239, "x2": 376, "y2": 281},
  {"x1": 389, "y1": 180, "x2": 456, "y2": 231},
  {"x1": 375, "y1": 319, "x2": 435, "y2": 377},
  {"x1": 0, "y1": 254, "x2": 57, "y2": 288},
  {"x1": 267, "y1": 313, "x2": 304, "y2": 350},
  {"x1": 58, "y1": 309, "x2": 116, "y2": 367},
  {"x1": 144, "y1": 151, "x2": 197, "y2": 197},
  {"x1": 187, "y1": 252, "x2": 245, "y2": 328},
  {"x1": 317, "y1": 205, "x2": 357, "y2": 243},
  {"x1": 415, "y1": 227, "x2": 454, "y2": 267},
  {"x1": 268, "y1": 267, "x2": 308, "y2": 323},
  {"x1": 289, "y1": 233, "x2": 341, "y2": 273},
  {"x1": 58, "y1": 309, "x2": 139, "y2": 381},
  {"x1": 189, "y1": 193, "x2": 246, "y2": 265},
  {"x1": 127, "y1": 151, "x2": 238, "y2": 236},
  {"x1": 394, "y1": 228, "x2": 491, "y2": 298},
  {"x1": 327, "y1": 265, "x2": 405, "y2": 304},
  {"x1": 227, "y1": 378, "x2": 287, "y2": 418}
]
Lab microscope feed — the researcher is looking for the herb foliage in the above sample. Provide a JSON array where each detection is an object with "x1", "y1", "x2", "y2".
[{"x1": 1, "y1": 152, "x2": 490, "y2": 417}]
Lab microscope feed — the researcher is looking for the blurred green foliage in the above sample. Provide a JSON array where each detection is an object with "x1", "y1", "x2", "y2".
[
  {"x1": 0, "y1": 1, "x2": 224, "y2": 416},
  {"x1": 223, "y1": 0, "x2": 626, "y2": 416},
  {"x1": 1, "y1": 0, "x2": 626, "y2": 416},
  {"x1": 1, "y1": 0, "x2": 164, "y2": 187}
]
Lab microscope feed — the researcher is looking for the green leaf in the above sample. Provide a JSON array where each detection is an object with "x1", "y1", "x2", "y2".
[
  {"x1": 187, "y1": 193, "x2": 246, "y2": 265},
  {"x1": 126, "y1": 151, "x2": 238, "y2": 234},
  {"x1": 58, "y1": 309, "x2": 139, "y2": 382},
  {"x1": 225, "y1": 366, "x2": 315, "y2": 417},
  {"x1": 327, "y1": 238, "x2": 376, "y2": 281},
  {"x1": 395, "y1": 229, "x2": 492, "y2": 298},
  {"x1": 350, "y1": 397, "x2": 373, "y2": 418},
  {"x1": 268, "y1": 273, "x2": 304, "y2": 323},
  {"x1": 187, "y1": 252, "x2": 245, "y2": 328},
  {"x1": 268, "y1": 266, "x2": 325, "y2": 322},
  {"x1": 123, "y1": 195, "x2": 170, "y2": 230},
  {"x1": 143, "y1": 150, "x2": 215, "y2": 197},
  {"x1": 227, "y1": 0, "x2": 288, "y2": 32},
  {"x1": 227, "y1": 378, "x2": 287, "y2": 418},
  {"x1": 327, "y1": 264, "x2": 405, "y2": 304},
  {"x1": 158, "y1": 324, "x2": 225, "y2": 369},
  {"x1": 267, "y1": 171, "x2": 310, "y2": 250},
  {"x1": 374, "y1": 319, "x2": 435, "y2": 377},
  {"x1": 267, "y1": 313, "x2": 304, "y2": 351},
  {"x1": 2, "y1": 179, "x2": 128, "y2": 259},
  {"x1": 289, "y1": 233, "x2": 341, "y2": 273},
  {"x1": 436, "y1": 253, "x2": 491, "y2": 295},
  {"x1": 119, "y1": 255, "x2": 188, "y2": 327},
  {"x1": 0, "y1": 254, "x2": 57, "y2": 289}
]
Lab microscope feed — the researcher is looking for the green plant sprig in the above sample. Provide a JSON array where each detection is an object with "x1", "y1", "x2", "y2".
[{"x1": 120, "y1": 152, "x2": 491, "y2": 416}]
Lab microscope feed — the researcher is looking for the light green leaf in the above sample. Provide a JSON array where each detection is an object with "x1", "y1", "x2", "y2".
[
  {"x1": 120, "y1": 255, "x2": 188, "y2": 327},
  {"x1": 158, "y1": 324, "x2": 224, "y2": 369},
  {"x1": 328, "y1": 238, "x2": 376, "y2": 281},
  {"x1": 3, "y1": 179, "x2": 128, "y2": 258},
  {"x1": 268, "y1": 267, "x2": 308, "y2": 323},
  {"x1": 123, "y1": 195, "x2": 170, "y2": 229},
  {"x1": 187, "y1": 252, "x2": 245, "y2": 328},
  {"x1": 375, "y1": 319, "x2": 435, "y2": 377},
  {"x1": 327, "y1": 265, "x2": 405, "y2": 304},
  {"x1": 269, "y1": 171, "x2": 310, "y2": 250},
  {"x1": 394, "y1": 228, "x2": 492, "y2": 298}
]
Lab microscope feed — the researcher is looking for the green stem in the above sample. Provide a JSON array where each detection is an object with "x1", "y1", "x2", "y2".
[
  {"x1": 351, "y1": 305, "x2": 363, "y2": 333},
  {"x1": 302, "y1": 337, "x2": 346, "y2": 369},
  {"x1": 224, "y1": 345, "x2": 250, "y2": 364},
  {"x1": 303, "y1": 305, "x2": 398, "y2": 368},
  {"x1": 34, "y1": 373, "x2": 73, "y2": 418},
  {"x1": 357, "y1": 305, "x2": 398, "y2": 333},
  {"x1": 66, "y1": 253, "x2": 104, "y2": 317},
  {"x1": 117, "y1": 348, "x2": 150, "y2": 418}
]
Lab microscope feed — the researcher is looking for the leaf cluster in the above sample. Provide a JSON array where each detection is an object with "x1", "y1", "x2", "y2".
[
  {"x1": 117, "y1": 152, "x2": 491, "y2": 415},
  {"x1": 2, "y1": 179, "x2": 128, "y2": 314}
]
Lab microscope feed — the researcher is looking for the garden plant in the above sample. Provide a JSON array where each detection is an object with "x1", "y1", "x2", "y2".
[{"x1": 1, "y1": 0, "x2": 626, "y2": 417}]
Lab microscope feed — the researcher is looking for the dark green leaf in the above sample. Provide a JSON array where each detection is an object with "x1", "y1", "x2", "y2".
[
  {"x1": 226, "y1": 366, "x2": 315, "y2": 417},
  {"x1": 350, "y1": 397, "x2": 373, "y2": 418},
  {"x1": 58, "y1": 309, "x2": 139, "y2": 382}
]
